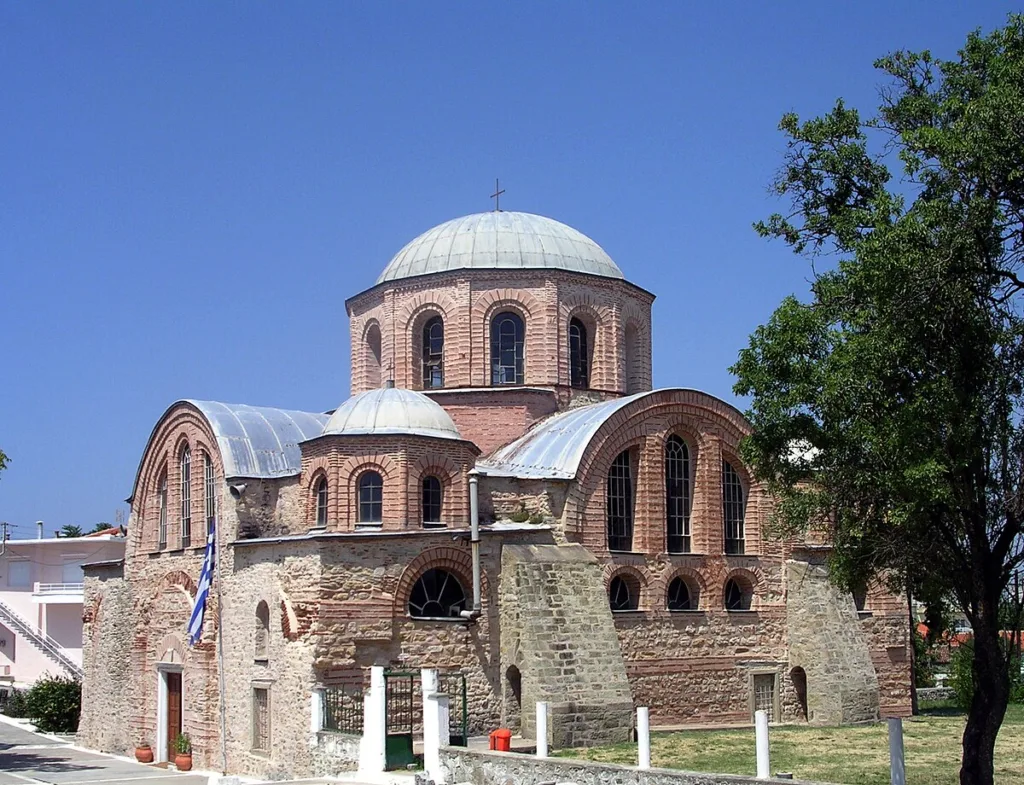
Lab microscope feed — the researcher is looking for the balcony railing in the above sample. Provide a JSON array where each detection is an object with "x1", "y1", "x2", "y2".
[{"x1": 32, "y1": 582, "x2": 84, "y2": 596}]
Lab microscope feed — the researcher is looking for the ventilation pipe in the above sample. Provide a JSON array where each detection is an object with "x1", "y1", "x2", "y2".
[
  {"x1": 36, "y1": 521, "x2": 44, "y2": 540},
  {"x1": 460, "y1": 473, "x2": 482, "y2": 621}
]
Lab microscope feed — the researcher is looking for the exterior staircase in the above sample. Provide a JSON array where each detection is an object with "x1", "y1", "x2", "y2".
[{"x1": 0, "y1": 599, "x2": 83, "y2": 680}]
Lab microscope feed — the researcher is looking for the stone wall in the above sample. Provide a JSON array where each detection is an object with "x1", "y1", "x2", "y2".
[
  {"x1": 440, "y1": 747, "x2": 827, "y2": 785},
  {"x1": 499, "y1": 544, "x2": 634, "y2": 746},
  {"x1": 785, "y1": 559, "x2": 880, "y2": 724}
]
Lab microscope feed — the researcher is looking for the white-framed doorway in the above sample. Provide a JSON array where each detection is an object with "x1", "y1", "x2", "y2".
[{"x1": 156, "y1": 664, "x2": 183, "y2": 764}]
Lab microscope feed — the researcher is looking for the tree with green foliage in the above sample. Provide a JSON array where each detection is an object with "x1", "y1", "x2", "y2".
[
  {"x1": 58, "y1": 524, "x2": 83, "y2": 538},
  {"x1": 88, "y1": 522, "x2": 113, "y2": 534},
  {"x1": 732, "y1": 16, "x2": 1024, "y2": 785},
  {"x1": 0, "y1": 448, "x2": 8, "y2": 476}
]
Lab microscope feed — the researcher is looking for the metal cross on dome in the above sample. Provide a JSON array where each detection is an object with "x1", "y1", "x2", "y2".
[{"x1": 490, "y1": 178, "x2": 505, "y2": 211}]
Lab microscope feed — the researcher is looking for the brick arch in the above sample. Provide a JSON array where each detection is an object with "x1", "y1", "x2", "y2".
[
  {"x1": 472, "y1": 288, "x2": 541, "y2": 321},
  {"x1": 304, "y1": 459, "x2": 331, "y2": 525},
  {"x1": 393, "y1": 546, "x2": 486, "y2": 616},
  {"x1": 662, "y1": 566, "x2": 707, "y2": 610},
  {"x1": 397, "y1": 291, "x2": 458, "y2": 331},
  {"x1": 157, "y1": 633, "x2": 188, "y2": 664},
  {"x1": 338, "y1": 455, "x2": 397, "y2": 526},
  {"x1": 402, "y1": 299, "x2": 456, "y2": 390},
  {"x1": 279, "y1": 589, "x2": 304, "y2": 641},
  {"x1": 130, "y1": 403, "x2": 224, "y2": 553},
  {"x1": 604, "y1": 564, "x2": 649, "y2": 610},
  {"x1": 722, "y1": 567, "x2": 764, "y2": 608}
]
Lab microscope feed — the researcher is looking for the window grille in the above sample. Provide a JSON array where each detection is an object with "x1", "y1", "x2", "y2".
[
  {"x1": 252, "y1": 687, "x2": 271, "y2": 751},
  {"x1": 422, "y1": 316, "x2": 444, "y2": 389},
  {"x1": 606, "y1": 450, "x2": 634, "y2": 551},
  {"x1": 490, "y1": 312, "x2": 524, "y2": 385},
  {"x1": 422, "y1": 476, "x2": 442, "y2": 526},
  {"x1": 569, "y1": 318, "x2": 589, "y2": 388},
  {"x1": 315, "y1": 477, "x2": 329, "y2": 526},
  {"x1": 667, "y1": 577, "x2": 693, "y2": 611},
  {"x1": 180, "y1": 446, "x2": 192, "y2": 548},
  {"x1": 158, "y1": 472, "x2": 168, "y2": 549},
  {"x1": 408, "y1": 568, "x2": 467, "y2": 618},
  {"x1": 204, "y1": 453, "x2": 215, "y2": 537},
  {"x1": 322, "y1": 686, "x2": 363, "y2": 734},
  {"x1": 753, "y1": 673, "x2": 776, "y2": 722},
  {"x1": 358, "y1": 471, "x2": 383, "y2": 523},
  {"x1": 608, "y1": 575, "x2": 638, "y2": 612},
  {"x1": 665, "y1": 436, "x2": 691, "y2": 553},
  {"x1": 723, "y1": 460, "x2": 745, "y2": 554}
]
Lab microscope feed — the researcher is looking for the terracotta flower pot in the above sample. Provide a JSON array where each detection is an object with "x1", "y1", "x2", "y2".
[
  {"x1": 174, "y1": 752, "x2": 193, "y2": 772},
  {"x1": 134, "y1": 746, "x2": 153, "y2": 764}
]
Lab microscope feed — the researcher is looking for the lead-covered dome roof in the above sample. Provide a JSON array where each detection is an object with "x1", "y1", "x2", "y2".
[
  {"x1": 376, "y1": 211, "x2": 623, "y2": 284},
  {"x1": 322, "y1": 386, "x2": 462, "y2": 441}
]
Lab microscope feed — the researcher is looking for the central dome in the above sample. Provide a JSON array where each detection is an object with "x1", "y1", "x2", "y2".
[{"x1": 377, "y1": 211, "x2": 623, "y2": 284}]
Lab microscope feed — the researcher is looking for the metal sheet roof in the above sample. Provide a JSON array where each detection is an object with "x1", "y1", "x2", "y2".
[
  {"x1": 186, "y1": 400, "x2": 330, "y2": 479},
  {"x1": 475, "y1": 391, "x2": 651, "y2": 480},
  {"x1": 322, "y1": 386, "x2": 462, "y2": 441},
  {"x1": 377, "y1": 211, "x2": 624, "y2": 283}
]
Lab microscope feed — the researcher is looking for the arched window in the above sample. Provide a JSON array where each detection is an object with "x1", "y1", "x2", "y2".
[
  {"x1": 665, "y1": 436, "x2": 691, "y2": 553},
  {"x1": 569, "y1": 318, "x2": 589, "y2": 388},
  {"x1": 725, "y1": 577, "x2": 753, "y2": 611},
  {"x1": 422, "y1": 316, "x2": 444, "y2": 389},
  {"x1": 853, "y1": 585, "x2": 868, "y2": 613},
  {"x1": 180, "y1": 446, "x2": 192, "y2": 547},
  {"x1": 255, "y1": 601, "x2": 270, "y2": 660},
  {"x1": 203, "y1": 452, "x2": 215, "y2": 537},
  {"x1": 490, "y1": 311, "x2": 524, "y2": 385},
  {"x1": 667, "y1": 577, "x2": 695, "y2": 611},
  {"x1": 157, "y1": 470, "x2": 168, "y2": 549},
  {"x1": 314, "y1": 476, "x2": 329, "y2": 527},
  {"x1": 609, "y1": 574, "x2": 639, "y2": 612},
  {"x1": 357, "y1": 471, "x2": 383, "y2": 524},
  {"x1": 422, "y1": 475, "x2": 442, "y2": 526},
  {"x1": 408, "y1": 568, "x2": 467, "y2": 619},
  {"x1": 365, "y1": 323, "x2": 382, "y2": 388},
  {"x1": 723, "y1": 459, "x2": 746, "y2": 554},
  {"x1": 624, "y1": 322, "x2": 643, "y2": 393},
  {"x1": 606, "y1": 450, "x2": 634, "y2": 551}
]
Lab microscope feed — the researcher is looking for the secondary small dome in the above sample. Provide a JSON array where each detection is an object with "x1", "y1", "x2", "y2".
[
  {"x1": 377, "y1": 211, "x2": 624, "y2": 284},
  {"x1": 322, "y1": 386, "x2": 462, "y2": 440}
]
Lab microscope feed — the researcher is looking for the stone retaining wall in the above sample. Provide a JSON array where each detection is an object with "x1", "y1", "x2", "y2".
[{"x1": 440, "y1": 747, "x2": 833, "y2": 785}]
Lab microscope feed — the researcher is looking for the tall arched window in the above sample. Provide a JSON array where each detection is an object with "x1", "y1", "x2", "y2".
[
  {"x1": 723, "y1": 460, "x2": 746, "y2": 555},
  {"x1": 255, "y1": 601, "x2": 270, "y2": 660},
  {"x1": 666, "y1": 436, "x2": 691, "y2": 553},
  {"x1": 314, "y1": 476, "x2": 329, "y2": 527},
  {"x1": 422, "y1": 316, "x2": 444, "y2": 389},
  {"x1": 157, "y1": 470, "x2": 168, "y2": 549},
  {"x1": 409, "y1": 568, "x2": 467, "y2": 619},
  {"x1": 491, "y1": 311, "x2": 524, "y2": 385},
  {"x1": 180, "y1": 446, "x2": 192, "y2": 547},
  {"x1": 358, "y1": 471, "x2": 383, "y2": 524},
  {"x1": 365, "y1": 323, "x2": 382, "y2": 388},
  {"x1": 422, "y1": 475, "x2": 442, "y2": 526},
  {"x1": 203, "y1": 452, "x2": 216, "y2": 537},
  {"x1": 607, "y1": 450, "x2": 634, "y2": 552},
  {"x1": 569, "y1": 318, "x2": 589, "y2": 388}
]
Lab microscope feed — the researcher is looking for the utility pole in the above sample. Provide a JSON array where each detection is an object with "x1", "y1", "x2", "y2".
[{"x1": 0, "y1": 522, "x2": 9, "y2": 556}]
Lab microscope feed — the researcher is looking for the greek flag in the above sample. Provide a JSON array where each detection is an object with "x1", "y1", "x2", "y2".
[{"x1": 187, "y1": 525, "x2": 215, "y2": 646}]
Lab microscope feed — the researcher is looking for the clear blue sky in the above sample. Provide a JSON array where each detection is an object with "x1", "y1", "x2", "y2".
[{"x1": 0, "y1": 2, "x2": 1015, "y2": 534}]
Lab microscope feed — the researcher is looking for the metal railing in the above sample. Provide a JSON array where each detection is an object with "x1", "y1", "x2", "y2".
[
  {"x1": 32, "y1": 583, "x2": 85, "y2": 596},
  {"x1": 0, "y1": 600, "x2": 83, "y2": 679},
  {"x1": 322, "y1": 686, "x2": 363, "y2": 735}
]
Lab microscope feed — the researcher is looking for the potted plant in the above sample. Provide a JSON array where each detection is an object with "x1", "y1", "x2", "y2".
[
  {"x1": 134, "y1": 740, "x2": 153, "y2": 764},
  {"x1": 173, "y1": 733, "x2": 192, "y2": 771}
]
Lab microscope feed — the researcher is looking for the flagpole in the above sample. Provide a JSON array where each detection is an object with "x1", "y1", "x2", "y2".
[{"x1": 215, "y1": 491, "x2": 228, "y2": 775}]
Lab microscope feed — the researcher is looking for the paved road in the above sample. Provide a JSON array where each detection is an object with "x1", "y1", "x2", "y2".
[{"x1": 0, "y1": 721, "x2": 210, "y2": 785}]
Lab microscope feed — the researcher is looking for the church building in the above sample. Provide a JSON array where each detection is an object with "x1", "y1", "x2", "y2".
[{"x1": 78, "y1": 210, "x2": 912, "y2": 779}]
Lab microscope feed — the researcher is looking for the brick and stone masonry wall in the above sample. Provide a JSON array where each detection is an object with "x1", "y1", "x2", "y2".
[
  {"x1": 440, "y1": 747, "x2": 830, "y2": 785},
  {"x1": 499, "y1": 544, "x2": 634, "y2": 746}
]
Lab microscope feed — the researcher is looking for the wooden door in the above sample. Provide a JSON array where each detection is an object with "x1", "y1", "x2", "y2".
[{"x1": 166, "y1": 672, "x2": 182, "y2": 762}]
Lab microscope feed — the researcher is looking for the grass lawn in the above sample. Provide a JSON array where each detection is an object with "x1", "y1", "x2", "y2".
[{"x1": 555, "y1": 702, "x2": 1024, "y2": 784}]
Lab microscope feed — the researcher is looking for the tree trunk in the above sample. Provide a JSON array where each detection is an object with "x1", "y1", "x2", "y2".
[{"x1": 960, "y1": 606, "x2": 1009, "y2": 785}]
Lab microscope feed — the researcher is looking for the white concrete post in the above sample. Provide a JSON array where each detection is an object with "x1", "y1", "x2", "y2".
[
  {"x1": 755, "y1": 709, "x2": 770, "y2": 779},
  {"x1": 310, "y1": 687, "x2": 325, "y2": 741},
  {"x1": 888, "y1": 717, "x2": 906, "y2": 785},
  {"x1": 637, "y1": 706, "x2": 651, "y2": 770},
  {"x1": 421, "y1": 668, "x2": 449, "y2": 784},
  {"x1": 536, "y1": 701, "x2": 549, "y2": 758},
  {"x1": 359, "y1": 666, "x2": 386, "y2": 774}
]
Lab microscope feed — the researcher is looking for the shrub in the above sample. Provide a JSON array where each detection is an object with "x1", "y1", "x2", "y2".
[
  {"x1": 0, "y1": 688, "x2": 29, "y2": 717},
  {"x1": 24, "y1": 674, "x2": 81, "y2": 733},
  {"x1": 949, "y1": 639, "x2": 1024, "y2": 709}
]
